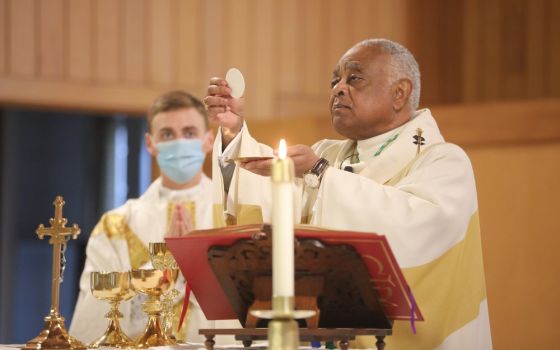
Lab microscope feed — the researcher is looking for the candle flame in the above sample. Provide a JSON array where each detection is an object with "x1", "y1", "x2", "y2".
[{"x1": 278, "y1": 139, "x2": 287, "y2": 159}]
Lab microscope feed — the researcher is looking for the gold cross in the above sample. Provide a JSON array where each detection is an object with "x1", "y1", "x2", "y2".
[
  {"x1": 36, "y1": 196, "x2": 81, "y2": 244},
  {"x1": 25, "y1": 198, "x2": 85, "y2": 350},
  {"x1": 36, "y1": 196, "x2": 81, "y2": 318}
]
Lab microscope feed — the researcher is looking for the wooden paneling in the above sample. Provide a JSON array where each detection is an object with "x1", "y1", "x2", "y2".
[
  {"x1": 526, "y1": 0, "x2": 545, "y2": 98},
  {"x1": 147, "y1": 0, "x2": 174, "y2": 86},
  {"x1": 0, "y1": 77, "x2": 163, "y2": 113},
  {"x1": 548, "y1": 0, "x2": 560, "y2": 96},
  {"x1": 374, "y1": 0, "x2": 408, "y2": 44},
  {"x1": 0, "y1": 0, "x2": 7, "y2": 76},
  {"x1": 95, "y1": 0, "x2": 120, "y2": 83},
  {"x1": 68, "y1": 0, "x2": 93, "y2": 81},
  {"x1": 253, "y1": 0, "x2": 274, "y2": 118},
  {"x1": 1, "y1": 0, "x2": 556, "y2": 117},
  {"x1": 277, "y1": 0, "x2": 299, "y2": 95},
  {"x1": 462, "y1": 0, "x2": 479, "y2": 102},
  {"x1": 123, "y1": 0, "x2": 146, "y2": 84},
  {"x1": 9, "y1": 0, "x2": 35, "y2": 77},
  {"x1": 302, "y1": 0, "x2": 323, "y2": 97},
  {"x1": 38, "y1": 0, "x2": 65, "y2": 79},
  {"x1": 177, "y1": 0, "x2": 200, "y2": 90},
  {"x1": 201, "y1": 0, "x2": 227, "y2": 90}
]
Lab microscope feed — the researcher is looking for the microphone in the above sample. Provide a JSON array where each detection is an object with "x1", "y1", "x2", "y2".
[{"x1": 343, "y1": 166, "x2": 354, "y2": 173}]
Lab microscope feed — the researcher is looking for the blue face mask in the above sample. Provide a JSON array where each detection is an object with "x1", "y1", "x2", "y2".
[{"x1": 155, "y1": 139, "x2": 205, "y2": 184}]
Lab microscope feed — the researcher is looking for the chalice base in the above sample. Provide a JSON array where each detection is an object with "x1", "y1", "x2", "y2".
[
  {"x1": 89, "y1": 319, "x2": 133, "y2": 348},
  {"x1": 135, "y1": 315, "x2": 177, "y2": 348},
  {"x1": 23, "y1": 313, "x2": 86, "y2": 350}
]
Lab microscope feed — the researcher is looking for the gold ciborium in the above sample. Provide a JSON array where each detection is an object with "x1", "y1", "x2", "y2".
[
  {"x1": 149, "y1": 242, "x2": 180, "y2": 339},
  {"x1": 131, "y1": 268, "x2": 178, "y2": 348},
  {"x1": 89, "y1": 271, "x2": 136, "y2": 348}
]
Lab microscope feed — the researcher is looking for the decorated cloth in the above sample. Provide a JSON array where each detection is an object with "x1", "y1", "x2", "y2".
[
  {"x1": 212, "y1": 109, "x2": 492, "y2": 349},
  {"x1": 69, "y1": 176, "x2": 240, "y2": 344}
]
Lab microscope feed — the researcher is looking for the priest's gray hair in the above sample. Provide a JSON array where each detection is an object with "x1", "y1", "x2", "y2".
[{"x1": 357, "y1": 39, "x2": 421, "y2": 110}]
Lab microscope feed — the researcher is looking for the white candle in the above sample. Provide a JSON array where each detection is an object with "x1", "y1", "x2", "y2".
[{"x1": 271, "y1": 139, "x2": 295, "y2": 297}]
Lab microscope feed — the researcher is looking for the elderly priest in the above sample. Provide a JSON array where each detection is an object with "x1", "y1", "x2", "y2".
[{"x1": 204, "y1": 39, "x2": 492, "y2": 349}]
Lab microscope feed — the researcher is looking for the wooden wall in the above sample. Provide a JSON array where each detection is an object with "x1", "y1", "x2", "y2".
[
  {"x1": 0, "y1": 0, "x2": 408, "y2": 117},
  {"x1": 1, "y1": 0, "x2": 557, "y2": 118},
  {"x1": 408, "y1": 0, "x2": 560, "y2": 105}
]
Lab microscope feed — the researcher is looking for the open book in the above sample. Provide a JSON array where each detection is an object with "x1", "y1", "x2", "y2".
[{"x1": 166, "y1": 224, "x2": 423, "y2": 327}]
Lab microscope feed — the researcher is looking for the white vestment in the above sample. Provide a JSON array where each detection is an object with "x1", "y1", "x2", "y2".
[
  {"x1": 212, "y1": 109, "x2": 493, "y2": 350},
  {"x1": 69, "y1": 176, "x2": 240, "y2": 345}
]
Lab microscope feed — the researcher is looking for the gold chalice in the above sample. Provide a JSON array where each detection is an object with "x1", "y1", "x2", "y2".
[
  {"x1": 89, "y1": 271, "x2": 136, "y2": 348},
  {"x1": 130, "y1": 268, "x2": 179, "y2": 348},
  {"x1": 149, "y1": 242, "x2": 180, "y2": 339},
  {"x1": 149, "y1": 242, "x2": 178, "y2": 270}
]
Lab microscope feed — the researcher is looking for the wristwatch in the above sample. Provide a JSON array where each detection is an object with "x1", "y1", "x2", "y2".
[{"x1": 303, "y1": 158, "x2": 330, "y2": 189}]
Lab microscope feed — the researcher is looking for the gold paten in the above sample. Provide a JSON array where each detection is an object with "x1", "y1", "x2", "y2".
[
  {"x1": 23, "y1": 196, "x2": 85, "y2": 350},
  {"x1": 149, "y1": 242, "x2": 180, "y2": 339},
  {"x1": 89, "y1": 271, "x2": 136, "y2": 348},
  {"x1": 130, "y1": 268, "x2": 178, "y2": 348}
]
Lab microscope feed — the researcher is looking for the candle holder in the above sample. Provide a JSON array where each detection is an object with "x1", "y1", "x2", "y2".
[
  {"x1": 130, "y1": 268, "x2": 178, "y2": 348},
  {"x1": 89, "y1": 271, "x2": 136, "y2": 348},
  {"x1": 250, "y1": 296, "x2": 316, "y2": 350},
  {"x1": 149, "y1": 242, "x2": 180, "y2": 340}
]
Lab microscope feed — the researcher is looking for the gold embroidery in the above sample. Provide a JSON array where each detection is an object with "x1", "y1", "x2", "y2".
[
  {"x1": 212, "y1": 204, "x2": 263, "y2": 227},
  {"x1": 92, "y1": 213, "x2": 150, "y2": 269},
  {"x1": 213, "y1": 204, "x2": 226, "y2": 228},
  {"x1": 236, "y1": 204, "x2": 263, "y2": 225}
]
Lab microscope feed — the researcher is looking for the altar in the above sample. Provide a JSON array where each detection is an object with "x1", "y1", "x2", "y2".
[{"x1": 0, "y1": 343, "x2": 378, "y2": 350}]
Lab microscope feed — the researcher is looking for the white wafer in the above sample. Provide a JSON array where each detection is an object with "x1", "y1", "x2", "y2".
[{"x1": 225, "y1": 67, "x2": 245, "y2": 99}]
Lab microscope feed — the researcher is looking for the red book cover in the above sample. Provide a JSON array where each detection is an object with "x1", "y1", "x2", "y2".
[{"x1": 166, "y1": 224, "x2": 423, "y2": 323}]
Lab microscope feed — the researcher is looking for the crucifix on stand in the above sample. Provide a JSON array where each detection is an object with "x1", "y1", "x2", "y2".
[{"x1": 24, "y1": 196, "x2": 86, "y2": 350}]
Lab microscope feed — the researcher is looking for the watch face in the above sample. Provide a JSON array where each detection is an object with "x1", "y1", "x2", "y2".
[{"x1": 304, "y1": 173, "x2": 320, "y2": 188}]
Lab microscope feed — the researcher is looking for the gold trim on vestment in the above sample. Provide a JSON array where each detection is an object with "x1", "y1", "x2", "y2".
[
  {"x1": 212, "y1": 203, "x2": 264, "y2": 227},
  {"x1": 213, "y1": 204, "x2": 226, "y2": 228},
  {"x1": 354, "y1": 212, "x2": 488, "y2": 349},
  {"x1": 92, "y1": 213, "x2": 150, "y2": 269}
]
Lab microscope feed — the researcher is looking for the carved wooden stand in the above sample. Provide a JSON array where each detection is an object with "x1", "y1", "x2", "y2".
[
  {"x1": 201, "y1": 232, "x2": 394, "y2": 349},
  {"x1": 199, "y1": 328, "x2": 391, "y2": 350}
]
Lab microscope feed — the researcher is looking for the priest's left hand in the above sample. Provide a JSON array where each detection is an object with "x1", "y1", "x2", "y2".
[{"x1": 240, "y1": 144, "x2": 319, "y2": 178}]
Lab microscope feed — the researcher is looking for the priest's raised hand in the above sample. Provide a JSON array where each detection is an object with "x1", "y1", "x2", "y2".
[{"x1": 204, "y1": 77, "x2": 244, "y2": 149}]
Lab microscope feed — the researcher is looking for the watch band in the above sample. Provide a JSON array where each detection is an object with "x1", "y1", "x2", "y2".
[{"x1": 307, "y1": 158, "x2": 329, "y2": 179}]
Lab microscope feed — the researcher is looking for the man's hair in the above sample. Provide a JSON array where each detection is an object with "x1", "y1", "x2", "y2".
[
  {"x1": 147, "y1": 90, "x2": 208, "y2": 132},
  {"x1": 357, "y1": 39, "x2": 421, "y2": 110}
]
